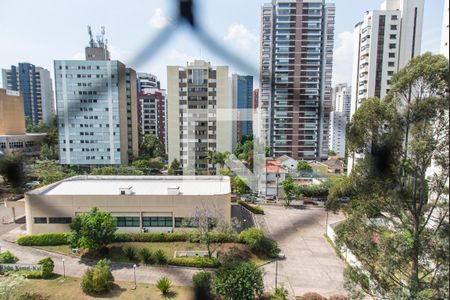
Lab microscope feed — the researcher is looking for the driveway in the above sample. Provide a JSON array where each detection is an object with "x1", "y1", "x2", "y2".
[{"x1": 260, "y1": 205, "x2": 346, "y2": 298}]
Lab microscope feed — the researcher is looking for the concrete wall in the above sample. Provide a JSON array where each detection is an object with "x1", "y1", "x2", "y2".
[{"x1": 25, "y1": 192, "x2": 231, "y2": 234}]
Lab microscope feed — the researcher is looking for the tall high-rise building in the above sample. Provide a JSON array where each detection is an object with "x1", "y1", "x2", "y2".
[
  {"x1": 328, "y1": 83, "x2": 351, "y2": 158},
  {"x1": 258, "y1": 0, "x2": 335, "y2": 160},
  {"x1": 2, "y1": 63, "x2": 55, "y2": 125},
  {"x1": 231, "y1": 74, "x2": 253, "y2": 145},
  {"x1": 348, "y1": 0, "x2": 424, "y2": 174},
  {"x1": 167, "y1": 60, "x2": 232, "y2": 174},
  {"x1": 54, "y1": 29, "x2": 139, "y2": 166},
  {"x1": 137, "y1": 73, "x2": 167, "y2": 149},
  {"x1": 442, "y1": 0, "x2": 449, "y2": 59}
]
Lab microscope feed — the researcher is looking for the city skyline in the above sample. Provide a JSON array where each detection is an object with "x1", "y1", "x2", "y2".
[{"x1": 0, "y1": 0, "x2": 445, "y2": 91}]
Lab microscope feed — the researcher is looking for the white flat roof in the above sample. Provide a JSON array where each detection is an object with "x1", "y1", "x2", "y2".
[{"x1": 29, "y1": 175, "x2": 231, "y2": 196}]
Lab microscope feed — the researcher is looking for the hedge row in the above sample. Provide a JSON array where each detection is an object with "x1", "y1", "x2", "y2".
[
  {"x1": 238, "y1": 200, "x2": 265, "y2": 215},
  {"x1": 17, "y1": 233, "x2": 71, "y2": 246},
  {"x1": 17, "y1": 231, "x2": 241, "y2": 246},
  {"x1": 168, "y1": 257, "x2": 220, "y2": 268}
]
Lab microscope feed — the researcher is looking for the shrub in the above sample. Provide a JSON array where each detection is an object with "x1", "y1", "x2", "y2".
[
  {"x1": 124, "y1": 247, "x2": 137, "y2": 261},
  {"x1": 300, "y1": 292, "x2": 327, "y2": 300},
  {"x1": 238, "y1": 200, "x2": 264, "y2": 214},
  {"x1": 38, "y1": 257, "x2": 54, "y2": 278},
  {"x1": 81, "y1": 259, "x2": 114, "y2": 294},
  {"x1": 168, "y1": 257, "x2": 220, "y2": 268},
  {"x1": 114, "y1": 232, "x2": 191, "y2": 243},
  {"x1": 17, "y1": 292, "x2": 50, "y2": 300},
  {"x1": 273, "y1": 285, "x2": 288, "y2": 300},
  {"x1": 239, "y1": 228, "x2": 280, "y2": 258},
  {"x1": 17, "y1": 233, "x2": 70, "y2": 246},
  {"x1": 156, "y1": 277, "x2": 172, "y2": 295},
  {"x1": 0, "y1": 251, "x2": 19, "y2": 263},
  {"x1": 213, "y1": 261, "x2": 264, "y2": 300},
  {"x1": 192, "y1": 271, "x2": 213, "y2": 300},
  {"x1": 153, "y1": 249, "x2": 167, "y2": 264},
  {"x1": 139, "y1": 248, "x2": 153, "y2": 264},
  {"x1": 11, "y1": 270, "x2": 43, "y2": 279}
]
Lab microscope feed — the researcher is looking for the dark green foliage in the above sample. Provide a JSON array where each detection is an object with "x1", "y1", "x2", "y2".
[
  {"x1": 0, "y1": 153, "x2": 24, "y2": 187},
  {"x1": 123, "y1": 247, "x2": 137, "y2": 261},
  {"x1": 69, "y1": 207, "x2": 117, "y2": 254},
  {"x1": 114, "y1": 232, "x2": 193, "y2": 243},
  {"x1": 282, "y1": 177, "x2": 296, "y2": 206},
  {"x1": 0, "y1": 251, "x2": 19, "y2": 263},
  {"x1": 81, "y1": 259, "x2": 114, "y2": 294},
  {"x1": 273, "y1": 285, "x2": 289, "y2": 300},
  {"x1": 168, "y1": 159, "x2": 181, "y2": 175},
  {"x1": 168, "y1": 257, "x2": 220, "y2": 268},
  {"x1": 156, "y1": 277, "x2": 172, "y2": 295},
  {"x1": 238, "y1": 200, "x2": 264, "y2": 214},
  {"x1": 89, "y1": 166, "x2": 144, "y2": 175},
  {"x1": 192, "y1": 271, "x2": 213, "y2": 299},
  {"x1": 213, "y1": 261, "x2": 264, "y2": 300},
  {"x1": 297, "y1": 160, "x2": 312, "y2": 172},
  {"x1": 17, "y1": 233, "x2": 71, "y2": 246},
  {"x1": 153, "y1": 249, "x2": 167, "y2": 264},
  {"x1": 28, "y1": 159, "x2": 76, "y2": 187},
  {"x1": 139, "y1": 248, "x2": 153, "y2": 264},
  {"x1": 139, "y1": 134, "x2": 165, "y2": 159},
  {"x1": 239, "y1": 228, "x2": 280, "y2": 258},
  {"x1": 38, "y1": 257, "x2": 54, "y2": 278}
]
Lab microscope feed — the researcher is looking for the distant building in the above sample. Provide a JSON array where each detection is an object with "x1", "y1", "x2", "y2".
[
  {"x1": 231, "y1": 74, "x2": 253, "y2": 146},
  {"x1": 167, "y1": 60, "x2": 232, "y2": 174},
  {"x1": 328, "y1": 111, "x2": 346, "y2": 157},
  {"x1": 137, "y1": 73, "x2": 167, "y2": 149},
  {"x1": 263, "y1": 159, "x2": 288, "y2": 197},
  {"x1": 22, "y1": 175, "x2": 231, "y2": 234},
  {"x1": 2, "y1": 63, "x2": 54, "y2": 125},
  {"x1": 332, "y1": 83, "x2": 351, "y2": 122},
  {"x1": 0, "y1": 88, "x2": 45, "y2": 156},
  {"x1": 348, "y1": 0, "x2": 424, "y2": 174},
  {"x1": 276, "y1": 155, "x2": 298, "y2": 170},
  {"x1": 258, "y1": 0, "x2": 335, "y2": 160},
  {"x1": 442, "y1": 0, "x2": 449, "y2": 58},
  {"x1": 54, "y1": 27, "x2": 139, "y2": 166}
]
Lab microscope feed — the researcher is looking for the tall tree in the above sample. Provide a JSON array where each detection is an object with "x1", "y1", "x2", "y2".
[
  {"x1": 329, "y1": 53, "x2": 449, "y2": 298},
  {"x1": 0, "y1": 153, "x2": 23, "y2": 188},
  {"x1": 282, "y1": 176, "x2": 297, "y2": 206},
  {"x1": 168, "y1": 159, "x2": 181, "y2": 175},
  {"x1": 139, "y1": 134, "x2": 165, "y2": 159}
]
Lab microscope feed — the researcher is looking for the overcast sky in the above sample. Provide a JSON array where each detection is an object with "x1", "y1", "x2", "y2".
[{"x1": 0, "y1": 0, "x2": 445, "y2": 89}]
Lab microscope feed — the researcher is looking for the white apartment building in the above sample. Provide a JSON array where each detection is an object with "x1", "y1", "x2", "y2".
[
  {"x1": 54, "y1": 40, "x2": 139, "y2": 166},
  {"x1": 328, "y1": 111, "x2": 346, "y2": 157},
  {"x1": 167, "y1": 60, "x2": 232, "y2": 174},
  {"x1": 442, "y1": 0, "x2": 449, "y2": 59},
  {"x1": 348, "y1": 0, "x2": 424, "y2": 174},
  {"x1": 333, "y1": 83, "x2": 351, "y2": 122}
]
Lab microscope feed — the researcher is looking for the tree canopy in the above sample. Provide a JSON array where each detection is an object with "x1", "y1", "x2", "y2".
[{"x1": 331, "y1": 53, "x2": 449, "y2": 298}]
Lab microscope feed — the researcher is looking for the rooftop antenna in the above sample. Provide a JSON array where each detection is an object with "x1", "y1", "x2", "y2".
[{"x1": 87, "y1": 25, "x2": 96, "y2": 47}]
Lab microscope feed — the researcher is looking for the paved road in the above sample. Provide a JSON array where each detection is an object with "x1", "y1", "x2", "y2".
[
  {"x1": 260, "y1": 205, "x2": 346, "y2": 298},
  {"x1": 0, "y1": 227, "x2": 200, "y2": 287},
  {"x1": 231, "y1": 203, "x2": 255, "y2": 233}
]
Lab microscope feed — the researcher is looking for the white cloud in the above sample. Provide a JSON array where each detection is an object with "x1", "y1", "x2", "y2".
[
  {"x1": 108, "y1": 45, "x2": 132, "y2": 62},
  {"x1": 72, "y1": 52, "x2": 84, "y2": 60},
  {"x1": 332, "y1": 31, "x2": 354, "y2": 85},
  {"x1": 149, "y1": 8, "x2": 170, "y2": 29},
  {"x1": 223, "y1": 23, "x2": 258, "y2": 50}
]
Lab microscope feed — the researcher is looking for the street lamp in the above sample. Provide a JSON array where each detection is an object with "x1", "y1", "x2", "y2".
[
  {"x1": 133, "y1": 264, "x2": 137, "y2": 290},
  {"x1": 62, "y1": 258, "x2": 65, "y2": 278}
]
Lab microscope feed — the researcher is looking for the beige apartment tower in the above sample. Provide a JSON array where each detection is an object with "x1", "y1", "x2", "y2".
[
  {"x1": 167, "y1": 60, "x2": 232, "y2": 175},
  {"x1": 0, "y1": 89, "x2": 26, "y2": 135}
]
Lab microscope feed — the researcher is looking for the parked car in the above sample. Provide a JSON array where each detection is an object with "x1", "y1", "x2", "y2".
[
  {"x1": 339, "y1": 196, "x2": 350, "y2": 203},
  {"x1": 24, "y1": 181, "x2": 40, "y2": 190}
]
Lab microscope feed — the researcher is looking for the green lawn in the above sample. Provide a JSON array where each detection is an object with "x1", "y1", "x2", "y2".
[
  {"x1": 11, "y1": 276, "x2": 194, "y2": 300},
  {"x1": 37, "y1": 242, "x2": 271, "y2": 266}
]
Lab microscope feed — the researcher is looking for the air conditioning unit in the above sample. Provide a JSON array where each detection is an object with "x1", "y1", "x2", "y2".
[
  {"x1": 167, "y1": 186, "x2": 180, "y2": 195},
  {"x1": 119, "y1": 186, "x2": 133, "y2": 195}
]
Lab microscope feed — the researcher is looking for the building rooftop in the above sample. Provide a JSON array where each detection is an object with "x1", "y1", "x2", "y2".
[{"x1": 28, "y1": 175, "x2": 231, "y2": 196}]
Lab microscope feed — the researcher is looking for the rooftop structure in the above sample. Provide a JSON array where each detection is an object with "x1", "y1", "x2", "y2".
[{"x1": 31, "y1": 175, "x2": 231, "y2": 196}]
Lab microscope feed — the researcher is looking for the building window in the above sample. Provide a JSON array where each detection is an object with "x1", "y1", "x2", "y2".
[
  {"x1": 48, "y1": 217, "x2": 72, "y2": 224},
  {"x1": 143, "y1": 217, "x2": 173, "y2": 227},
  {"x1": 388, "y1": 52, "x2": 395, "y2": 58},
  {"x1": 34, "y1": 217, "x2": 47, "y2": 224},
  {"x1": 174, "y1": 217, "x2": 197, "y2": 228},
  {"x1": 116, "y1": 216, "x2": 140, "y2": 227},
  {"x1": 389, "y1": 43, "x2": 396, "y2": 49},
  {"x1": 388, "y1": 62, "x2": 395, "y2": 67}
]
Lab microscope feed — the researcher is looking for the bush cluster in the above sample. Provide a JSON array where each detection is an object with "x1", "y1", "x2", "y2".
[
  {"x1": 239, "y1": 228, "x2": 280, "y2": 258},
  {"x1": 17, "y1": 233, "x2": 70, "y2": 246},
  {"x1": 0, "y1": 251, "x2": 19, "y2": 263},
  {"x1": 81, "y1": 259, "x2": 114, "y2": 294},
  {"x1": 38, "y1": 257, "x2": 54, "y2": 278},
  {"x1": 238, "y1": 200, "x2": 265, "y2": 214},
  {"x1": 114, "y1": 232, "x2": 191, "y2": 243},
  {"x1": 192, "y1": 271, "x2": 213, "y2": 299},
  {"x1": 168, "y1": 257, "x2": 220, "y2": 268},
  {"x1": 156, "y1": 277, "x2": 172, "y2": 295}
]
